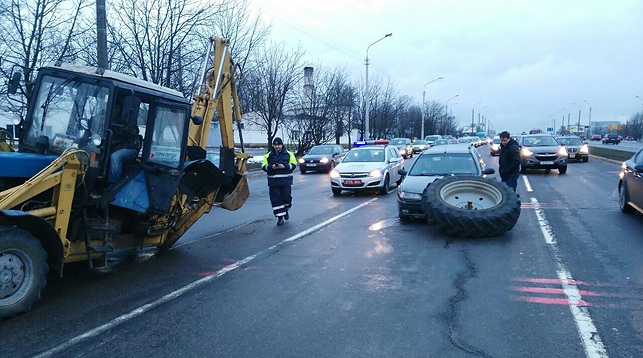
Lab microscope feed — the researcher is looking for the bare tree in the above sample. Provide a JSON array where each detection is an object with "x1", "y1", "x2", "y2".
[
  {"x1": 107, "y1": 0, "x2": 220, "y2": 91},
  {"x1": 284, "y1": 64, "x2": 353, "y2": 155},
  {"x1": 0, "y1": 0, "x2": 90, "y2": 116},
  {"x1": 242, "y1": 42, "x2": 305, "y2": 147},
  {"x1": 214, "y1": 0, "x2": 271, "y2": 73}
]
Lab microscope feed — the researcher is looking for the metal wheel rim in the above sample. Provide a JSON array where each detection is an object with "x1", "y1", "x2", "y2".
[
  {"x1": 0, "y1": 249, "x2": 34, "y2": 304},
  {"x1": 438, "y1": 179, "x2": 504, "y2": 210}
]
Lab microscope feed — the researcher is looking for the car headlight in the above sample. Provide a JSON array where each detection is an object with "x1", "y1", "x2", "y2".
[
  {"x1": 330, "y1": 169, "x2": 340, "y2": 178},
  {"x1": 399, "y1": 148, "x2": 405, "y2": 154},
  {"x1": 580, "y1": 144, "x2": 589, "y2": 153},
  {"x1": 558, "y1": 147, "x2": 568, "y2": 156},
  {"x1": 398, "y1": 191, "x2": 422, "y2": 200},
  {"x1": 320, "y1": 157, "x2": 329, "y2": 164},
  {"x1": 298, "y1": 157, "x2": 305, "y2": 164},
  {"x1": 368, "y1": 168, "x2": 383, "y2": 177},
  {"x1": 521, "y1": 148, "x2": 534, "y2": 157}
]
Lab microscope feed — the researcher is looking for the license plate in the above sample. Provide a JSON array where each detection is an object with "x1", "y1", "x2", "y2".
[
  {"x1": 343, "y1": 179, "x2": 362, "y2": 185},
  {"x1": 540, "y1": 161, "x2": 554, "y2": 165},
  {"x1": 308, "y1": 163, "x2": 317, "y2": 166}
]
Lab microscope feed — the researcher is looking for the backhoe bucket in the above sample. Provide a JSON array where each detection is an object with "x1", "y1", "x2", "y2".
[{"x1": 219, "y1": 174, "x2": 249, "y2": 211}]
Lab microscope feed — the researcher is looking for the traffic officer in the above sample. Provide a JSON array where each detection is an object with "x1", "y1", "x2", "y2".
[{"x1": 262, "y1": 137, "x2": 297, "y2": 225}]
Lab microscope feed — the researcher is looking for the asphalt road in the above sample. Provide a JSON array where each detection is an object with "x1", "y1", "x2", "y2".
[{"x1": 3, "y1": 147, "x2": 643, "y2": 358}]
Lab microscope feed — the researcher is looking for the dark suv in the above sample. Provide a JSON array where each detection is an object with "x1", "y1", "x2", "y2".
[{"x1": 602, "y1": 134, "x2": 621, "y2": 145}]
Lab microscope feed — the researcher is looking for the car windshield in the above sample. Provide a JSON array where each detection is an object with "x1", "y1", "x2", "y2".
[
  {"x1": 390, "y1": 139, "x2": 407, "y2": 145},
  {"x1": 425, "y1": 136, "x2": 440, "y2": 141},
  {"x1": 342, "y1": 148, "x2": 385, "y2": 163},
  {"x1": 308, "y1": 146, "x2": 334, "y2": 155},
  {"x1": 557, "y1": 137, "x2": 583, "y2": 145},
  {"x1": 410, "y1": 153, "x2": 477, "y2": 175},
  {"x1": 414, "y1": 140, "x2": 427, "y2": 145},
  {"x1": 521, "y1": 136, "x2": 559, "y2": 146},
  {"x1": 433, "y1": 139, "x2": 449, "y2": 146}
]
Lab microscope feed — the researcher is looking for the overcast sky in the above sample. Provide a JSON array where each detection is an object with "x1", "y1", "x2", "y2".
[{"x1": 248, "y1": 0, "x2": 643, "y2": 135}]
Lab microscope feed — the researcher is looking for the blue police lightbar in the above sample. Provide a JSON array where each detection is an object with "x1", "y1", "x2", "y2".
[{"x1": 353, "y1": 139, "x2": 390, "y2": 147}]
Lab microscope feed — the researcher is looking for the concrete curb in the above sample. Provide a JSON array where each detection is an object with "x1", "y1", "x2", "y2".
[{"x1": 589, "y1": 154, "x2": 623, "y2": 166}]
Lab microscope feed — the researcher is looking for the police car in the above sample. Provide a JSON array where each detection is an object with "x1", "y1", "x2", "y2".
[{"x1": 330, "y1": 140, "x2": 405, "y2": 196}]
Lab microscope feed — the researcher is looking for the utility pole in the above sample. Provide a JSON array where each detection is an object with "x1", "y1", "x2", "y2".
[{"x1": 96, "y1": 0, "x2": 108, "y2": 69}]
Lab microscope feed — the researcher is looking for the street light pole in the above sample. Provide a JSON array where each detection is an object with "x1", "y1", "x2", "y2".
[
  {"x1": 364, "y1": 33, "x2": 392, "y2": 140},
  {"x1": 471, "y1": 102, "x2": 481, "y2": 135},
  {"x1": 573, "y1": 102, "x2": 584, "y2": 136},
  {"x1": 442, "y1": 95, "x2": 458, "y2": 135},
  {"x1": 584, "y1": 99, "x2": 592, "y2": 136},
  {"x1": 421, "y1": 77, "x2": 444, "y2": 139}
]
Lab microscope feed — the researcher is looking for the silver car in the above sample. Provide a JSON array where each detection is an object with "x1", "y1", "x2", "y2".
[
  {"x1": 397, "y1": 144, "x2": 495, "y2": 221},
  {"x1": 330, "y1": 145, "x2": 404, "y2": 196}
]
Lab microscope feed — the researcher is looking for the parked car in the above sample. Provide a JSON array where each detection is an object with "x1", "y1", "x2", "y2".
[
  {"x1": 298, "y1": 144, "x2": 345, "y2": 174},
  {"x1": 555, "y1": 136, "x2": 589, "y2": 162},
  {"x1": 390, "y1": 138, "x2": 414, "y2": 158},
  {"x1": 330, "y1": 143, "x2": 404, "y2": 195},
  {"x1": 411, "y1": 140, "x2": 429, "y2": 153},
  {"x1": 205, "y1": 147, "x2": 221, "y2": 166},
  {"x1": 397, "y1": 144, "x2": 495, "y2": 221},
  {"x1": 517, "y1": 134, "x2": 568, "y2": 174},
  {"x1": 489, "y1": 136, "x2": 501, "y2": 156},
  {"x1": 618, "y1": 148, "x2": 643, "y2": 215},
  {"x1": 603, "y1": 133, "x2": 621, "y2": 145}
]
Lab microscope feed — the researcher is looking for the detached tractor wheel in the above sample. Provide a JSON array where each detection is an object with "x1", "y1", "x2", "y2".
[
  {"x1": 421, "y1": 176, "x2": 521, "y2": 238},
  {"x1": 332, "y1": 188, "x2": 342, "y2": 196},
  {"x1": 558, "y1": 166, "x2": 567, "y2": 174},
  {"x1": 0, "y1": 228, "x2": 49, "y2": 319}
]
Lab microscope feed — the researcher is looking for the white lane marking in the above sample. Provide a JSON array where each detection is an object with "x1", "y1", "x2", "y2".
[
  {"x1": 171, "y1": 220, "x2": 260, "y2": 249},
  {"x1": 33, "y1": 198, "x2": 378, "y2": 358},
  {"x1": 531, "y1": 197, "x2": 608, "y2": 358},
  {"x1": 523, "y1": 175, "x2": 533, "y2": 192}
]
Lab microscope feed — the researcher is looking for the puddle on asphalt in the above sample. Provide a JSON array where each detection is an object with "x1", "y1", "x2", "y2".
[{"x1": 368, "y1": 218, "x2": 398, "y2": 231}]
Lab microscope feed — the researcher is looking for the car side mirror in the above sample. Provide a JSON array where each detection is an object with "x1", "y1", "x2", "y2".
[
  {"x1": 398, "y1": 168, "x2": 407, "y2": 176},
  {"x1": 483, "y1": 168, "x2": 495, "y2": 175}
]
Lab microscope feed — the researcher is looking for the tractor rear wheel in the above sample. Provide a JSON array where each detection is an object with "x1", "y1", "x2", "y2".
[
  {"x1": 0, "y1": 228, "x2": 48, "y2": 319},
  {"x1": 422, "y1": 176, "x2": 521, "y2": 238}
]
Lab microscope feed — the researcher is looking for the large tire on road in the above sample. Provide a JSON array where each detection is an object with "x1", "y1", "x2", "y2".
[
  {"x1": 421, "y1": 176, "x2": 521, "y2": 238},
  {"x1": 558, "y1": 166, "x2": 567, "y2": 174},
  {"x1": 0, "y1": 228, "x2": 49, "y2": 319}
]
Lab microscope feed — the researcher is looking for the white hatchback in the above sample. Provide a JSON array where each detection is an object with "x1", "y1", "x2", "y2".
[{"x1": 330, "y1": 145, "x2": 404, "y2": 196}]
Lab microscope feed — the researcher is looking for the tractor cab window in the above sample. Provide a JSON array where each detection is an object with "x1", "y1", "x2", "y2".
[
  {"x1": 147, "y1": 105, "x2": 187, "y2": 168},
  {"x1": 24, "y1": 74, "x2": 109, "y2": 153}
]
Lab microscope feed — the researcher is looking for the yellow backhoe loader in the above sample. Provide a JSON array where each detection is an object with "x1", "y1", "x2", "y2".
[{"x1": 0, "y1": 37, "x2": 249, "y2": 318}]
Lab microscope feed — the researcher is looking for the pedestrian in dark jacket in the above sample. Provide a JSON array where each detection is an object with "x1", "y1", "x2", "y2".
[
  {"x1": 262, "y1": 137, "x2": 297, "y2": 225},
  {"x1": 498, "y1": 131, "x2": 521, "y2": 192}
]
